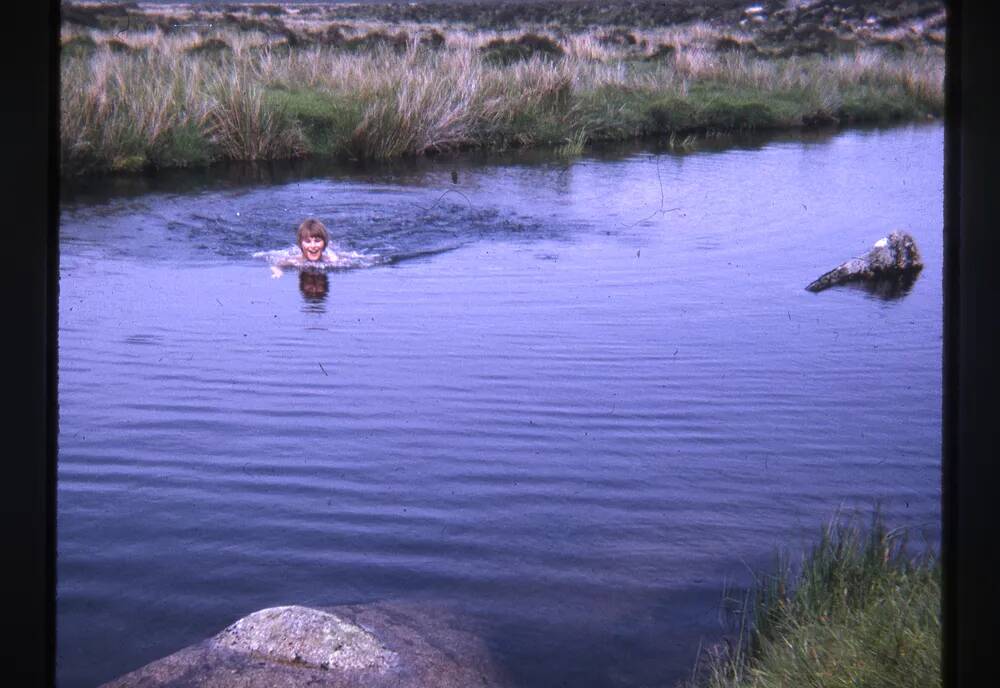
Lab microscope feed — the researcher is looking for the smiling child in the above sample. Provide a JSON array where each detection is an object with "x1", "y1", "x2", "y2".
[{"x1": 270, "y1": 218, "x2": 340, "y2": 278}]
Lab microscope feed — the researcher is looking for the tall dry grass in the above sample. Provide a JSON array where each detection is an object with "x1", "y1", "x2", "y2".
[
  {"x1": 59, "y1": 22, "x2": 945, "y2": 175},
  {"x1": 60, "y1": 49, "x2": 212, "y2": 172},
  {"x1": 350, "y1": 50, "x2": 483, "y2": 158},
  {"x1": 206, "y1": 66, "x2": 305, "y2": 160}
]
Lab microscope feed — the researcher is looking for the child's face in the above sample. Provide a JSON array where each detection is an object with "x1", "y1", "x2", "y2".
[{"x1": 300, "y1": 235, "x2": 325, "y2": 261}]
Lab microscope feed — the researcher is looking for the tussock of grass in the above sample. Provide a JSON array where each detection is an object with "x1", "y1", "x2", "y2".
[
  {"x1": 686, "y1": 512, "x2": 940, "y2": 688},
  {"x1": 570, "y1": 85, "x2": 651, "y2": 140},
  {"x1": 555, "y1": 128, "x2": 588, "y2": 158},
  {"x1": 715, "y1": 36, "x2": 758, "y2": 54},
  {"x1": 350, "y1": 56, "x2": 484, "y2": 158},
  {"x1": 651, "y1": 82, "x2": 806, "y2": 132},
  {"x1": 646, "y1": 43, "x2": 677, "y2": 61},
  {"x1": 184, "y1": 37, "x2": 232, "y2": 57},
  {"x1": 598, "y1": 29, "x2": 638, "y2": 48},
  {"x1": 105, "y1": 38, "x2": 142, "y2": 54},
  {"x1": 263, "y1": 88, "x2": 361, "y2": 156},
  {"x1": 61, "y1": 51, "x2": 192, "y2": 173},
  {"x1": 61, "y1": 34, "x2": 97, "y2": 58},
  {"x1": 420, "y1": 29, "x2": 447, "y2": 50},
  {"x1": 480, "y1": 33, "x2": 565, "y2": 66},
  {"x1": 206, "y1": 67, "x2": 305, "y2": 161},
  {"x1": 150, "y1": 121, "x2": 213, "y2": 168},
  {"x1": 342, "y1": 30, "x2": 411, "y2": 54}
]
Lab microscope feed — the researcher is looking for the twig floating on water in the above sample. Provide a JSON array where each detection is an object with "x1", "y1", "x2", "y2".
[
  {"x1": 413, "y1": 188, "x2": 474, "y2": 214},
  {"x1": 619, "y1": 155, "x2": 682, "y2": 229}
]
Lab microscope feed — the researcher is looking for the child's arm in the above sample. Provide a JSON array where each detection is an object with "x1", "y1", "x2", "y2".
[{"x1": 269, "y1": 254, "x2": 299, "y2": 278}]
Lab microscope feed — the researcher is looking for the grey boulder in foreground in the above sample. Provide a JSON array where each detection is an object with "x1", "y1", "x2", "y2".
[
  {"x1": 806, "y1": 231, "x2": 923, "y2": 293},
  {"x1": 100, "y1": 603, "x2": 511, "y2": 688}
]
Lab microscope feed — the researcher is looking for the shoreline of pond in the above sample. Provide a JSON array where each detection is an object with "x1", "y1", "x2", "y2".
[
  {"x1": 94, "y1": 513, "x2": 940, "y2": 688},
  {"x1": 60, "y1": 118, "x2": 942, "y2": 197},
  {"x1": 59, "y1": 64, "x2": 943, "y2": 178}
]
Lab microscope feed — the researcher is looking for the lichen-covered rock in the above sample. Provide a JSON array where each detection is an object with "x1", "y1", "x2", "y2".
[
  {"x1": 806, "y1": 231, "x2": 923, "y2": 293},
  {"x1": 211, "y1": 606, "x2": 398, "y2": 673},
  {"x1": 99, "y1": 602, "x2": 512, "y2": 688}
]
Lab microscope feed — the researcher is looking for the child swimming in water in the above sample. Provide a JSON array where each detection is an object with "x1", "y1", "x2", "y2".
[{"x1": 269, "y1": 218, "x2": 341, "y2": 278}]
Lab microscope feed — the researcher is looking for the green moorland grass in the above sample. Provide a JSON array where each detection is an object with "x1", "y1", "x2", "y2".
[
  {"x1": 59, "y1": 24, "x2": 944, "y2": 176},
  {"x1": 686, "y1": 512, "x2": 940, "y2": 688}
]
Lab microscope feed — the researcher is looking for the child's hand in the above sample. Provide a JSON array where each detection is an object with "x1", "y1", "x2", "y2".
[{"x1": 270, "y1": 266, "x2": 283, "y2": 279}]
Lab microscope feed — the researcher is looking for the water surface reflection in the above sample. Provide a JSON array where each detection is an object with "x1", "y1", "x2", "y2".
[
  {"x1": 58, "y1": 123, "x2": 943, "y2": 688},
  {"x1": 299, "y1": 270, "x2": 330, "y2": 311}
]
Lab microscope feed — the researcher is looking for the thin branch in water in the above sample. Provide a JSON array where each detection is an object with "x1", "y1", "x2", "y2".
[
  {"x1": 619, "y1": 154, "x2": 681, "y2": 229},
  {"x1": 656, "y1": 152, "x2": 665, "y2": 211},
  {"x1": 412, "y1": 188, "x2": 474, "y2": 214}
]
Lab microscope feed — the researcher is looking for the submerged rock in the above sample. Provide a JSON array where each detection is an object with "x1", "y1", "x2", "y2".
[
  {"x1": 100, "y1": 602, "x2": 512, "y2": 688},
  {"x1": 806, "y1": 231, "x2": 923, "y2": 293}
]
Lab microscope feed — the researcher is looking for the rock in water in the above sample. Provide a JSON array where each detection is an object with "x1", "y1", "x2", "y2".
[
  {"x1": 211, "y1": 606, "x2": 398, "y2": 673},
  {"x1": 99, "y1": 602, "x2": 512, "y2": 688},
  {"x1": 806, "y1": 231, "x2": 923, "y2": 293}
]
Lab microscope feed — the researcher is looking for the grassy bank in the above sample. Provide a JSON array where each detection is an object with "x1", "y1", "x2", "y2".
[
  {"x1": 60, "y1": 3, "x2": 945, "y2": 176},
  {"x1": 687, "y1": 513, "x2": 940, "y2": 688}
]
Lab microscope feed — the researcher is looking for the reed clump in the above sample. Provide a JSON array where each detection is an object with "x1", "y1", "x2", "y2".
[
  {"x1": 59, "y1": 5, "x2": 945, "y2": 176},
  {"x1": 686, "y1": 512, "x2": 940, "y2": 688},
  {"x1": 206, "y1": 66, "x2": 306, "y2": 161}
]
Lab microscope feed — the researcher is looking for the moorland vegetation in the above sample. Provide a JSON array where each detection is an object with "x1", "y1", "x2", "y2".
[{"x1": 60, "y1": 1, "x2": 945, "y2": 175}]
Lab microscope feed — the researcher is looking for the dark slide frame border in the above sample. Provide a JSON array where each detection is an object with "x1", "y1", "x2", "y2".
[{"x1": 7, "y1": 1, "x2": 994, "y2": 685}]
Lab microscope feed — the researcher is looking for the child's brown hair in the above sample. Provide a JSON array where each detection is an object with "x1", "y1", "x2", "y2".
[{"x1": 296, "y1": 218, "x2": 329, "y2": 247}]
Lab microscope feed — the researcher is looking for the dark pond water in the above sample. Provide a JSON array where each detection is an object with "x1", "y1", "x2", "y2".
[{"x1": 58, "y1": 124, "x2": 943, "y2": 688}]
